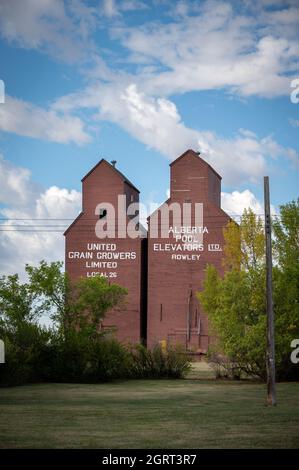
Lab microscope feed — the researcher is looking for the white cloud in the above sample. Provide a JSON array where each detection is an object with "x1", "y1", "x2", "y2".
[
  {"x1": 0, "y1": 0, "x2": 98, "y2": 63},
  {"x1": 221, "y1": 189, "x2": 277, "y2": 218},
  {"x1": 0, "y1": 96, "x2": 91, "y2": 145},
  {"x1": 221, "y1": 189, "x2": 264, "y2": 216},
  {"x1": 199, "y1": 130, "x2": 299, "y2": 184},
  {"x1": 0, "y1": 155, "x2": 40, "y2": 206},
  {"x1": 0, "y1": 157, "x2": 81, "y2": 278},
  {"x1": 0, "y1": 1, "x2": 297, "y2": 195},
  {"x1": 35, "y1": 186, "x2": 82, "y2": 219},
  {"x1": 54, "y1": 82, "x2": 299, "y2": 185},
  {"x1": 111, "y1": 0, "x2": 299, "y2": 98},
  {"x1": 0, "y1": 0, "x2": 298, "y2": 98}
]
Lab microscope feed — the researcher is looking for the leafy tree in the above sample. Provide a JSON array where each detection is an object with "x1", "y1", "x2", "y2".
[
  {"x1": 198, "y1": 203, "x2": 299, "y2": 381},
  {"x1": 0, "y1": 274, "x2": 51, "y2": 385},
  {"x1": 70, "y1": 276, "x2": 128, "y2": 336},
  {"x1": 272, "y1": 199, "x2": 299, "y2": 379},
  {"x1": 25, "y1": 260, "x2": 70, "y2": 330},
  {"x1": 223, "y1": 208, "x2": 265, "y2": 271},
  {"x1": 0, "y1": 274, "x2": 41, "y2": 328},
  {"x1": 198, "y1": 209, "x2": 267, "y2": 379},
  {"x1": 25, "y1": 260, "x2": 128, "y2": 335}
]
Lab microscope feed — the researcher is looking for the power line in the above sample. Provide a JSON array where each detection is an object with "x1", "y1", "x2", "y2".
[{"x1": 0, "y1": 215, "x2": 282, "y2": 220}]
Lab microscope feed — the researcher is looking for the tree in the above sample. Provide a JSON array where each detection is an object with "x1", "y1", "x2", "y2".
[
  {"x1": 198, "y1": 203, "x2": 299, "y2": 380},
  {"x1": 223, "y1": 208, "x2": 265, "y2": 271},
  {"x1": 0, "y1": 274, "x2": 51, "y2": 385},
  {"x1": 25, "y1": 260, "x2": 128, "y2": 336},
  {"x1": 197, "y1": 209, "x2": 267, "y2": 379},
  {"x1": 70, "y1": 276, "x2": 128, "y2": 336},
  {"x1": 25, "y1": 260, "x2": 69, "y2": 330},
  {"x1": 0, "y1": 274, "x2": 41, "y2": 329},
  {"x1": 272, "y1": 199, "x2": 299, "y2": 380}
]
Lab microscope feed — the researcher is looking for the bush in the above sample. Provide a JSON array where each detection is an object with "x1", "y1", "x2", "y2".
[
  {"x1": 128, "y1": 344, "x2": 191, "y2": 379},
  {"x1": 42, "y1": 337, "x2": 191, "y2": 383},
  {"x1": 0, "y1": 323, "x2": 52, "y2": 386},
  {"x1": 0, "y1": 332, "x2": 191, "y2": 386},
  {"x1": 37, "y1": 330, "x2": 131, "y2": 383},
  {"x1": 207, "y1": 350, "x2": 242, "y2": 380}
]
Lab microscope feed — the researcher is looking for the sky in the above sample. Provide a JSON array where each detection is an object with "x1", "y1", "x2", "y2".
[{"x1": 0, "y1": 0, "x2": 298, "y2": 279}]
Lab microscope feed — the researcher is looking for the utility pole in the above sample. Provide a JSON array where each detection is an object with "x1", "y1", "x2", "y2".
[{"x1": 264, "y1": 176, "x2": 276, "y2": 406}]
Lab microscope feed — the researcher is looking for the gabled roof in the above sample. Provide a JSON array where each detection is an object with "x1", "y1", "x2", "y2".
[
  {"x1": 63, "y1": 211, "x2": 83, "y2": 236},
  {"x1": 81, "y1": 158, "x2": 140, "y2": 193},
  {"x1": 170, "y1": 149, "x2": 222, "y2": 180},
  {"x1": 147, "y1": 198, "x2": 171, "y2": 221}
]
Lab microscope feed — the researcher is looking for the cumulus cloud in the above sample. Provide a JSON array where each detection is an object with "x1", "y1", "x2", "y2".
[
  {"x1": 111, "y1": 0, "x2": 299, "y2": 98},
  {"x1": 0, "y1": 96, "x2": 91, "y2": 145},
  {"x1": 221, "y1": 189, "x2": 277, "y2": 217},
  {"x1": 0, "y1": 0, "x2": 98, "y2": 63},
  {"x1": 0, "y1": 0, "x2": 298, "y2": 155},
  {"x1": 199, "y1": 130, "x2": 299, "y2": 185},
  {"x1": 54, "y1": 82, "x2": 299, "y2": 185},
  {"x1": 1, "y1": 0, "x2": 298, "y2": 98},
  {"x1": 0, "y1": 157, "x2": 81, "y2": 278},
  {"x1": 0, "y1": 155, "x2": 40, "y2": 207},
  {"x1": 221, "y1": 189, "x2": 264, "y2": 216}
]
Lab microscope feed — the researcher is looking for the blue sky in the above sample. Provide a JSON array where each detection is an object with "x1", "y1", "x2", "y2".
[{"x1": 0, "y1": 0, "x2": 298, "y2": 277}]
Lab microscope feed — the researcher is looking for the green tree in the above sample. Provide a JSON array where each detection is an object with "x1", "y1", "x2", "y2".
[
  {"x1": 25, "y1": 260, "x2": 70, "y2": 330},
  {"x1": 70, "y1": 276, "x2": 128, "y2": 336},
  {"x1": 0, "y1": 274, "x2": 51, "y2": 385},
  {"x1": 272, "y1": 199, "x2": 299, "y2": 379},
  {"x1": 198, "y1": 203, "x2": 299, "y2": 381},
  {"x1": 25, "y1": 260, "x2": 128, "y2": 336},
  {"x1": 0, "y1": 274, "x2": 41, "y2": 328},
  {"x1": 198, "y1": 209, "x2": 267, "y2": 379}
]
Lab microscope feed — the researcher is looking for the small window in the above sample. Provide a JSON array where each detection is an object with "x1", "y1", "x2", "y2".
[
  {"x1": 99, "y1": 208, "x2": 107, "y2": 219},
  {"x1": 130, "y1": 194, "x2": 134, "y2": 202}
]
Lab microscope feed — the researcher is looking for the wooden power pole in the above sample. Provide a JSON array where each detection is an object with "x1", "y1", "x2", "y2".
[{"x1": 264, "y1": 176, "x2": 276, "y2": 406}]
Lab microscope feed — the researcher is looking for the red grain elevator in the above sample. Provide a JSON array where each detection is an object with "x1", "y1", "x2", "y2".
[
  {"x1": 64, "y1": 159, "x2": 146, "y2": 344},
  {"x1": 146, "y1": 149, "x2": 230, "y2": 352}
]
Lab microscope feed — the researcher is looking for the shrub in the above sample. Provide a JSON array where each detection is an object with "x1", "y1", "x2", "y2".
[
  {"x1": 128, "y1": 344, "x2": 191, "y2": 379},
  {"x1": 0, "y1": 323, "x2": 52, "y2": 386},
  {"x1": 0, "y1": 333, "x2": 192, "y2": 386},
  {"x1": 39, "y1": 331, "x2": 131, "y2": 383},
  {"x1": 206, "y1": 350, "x2": 242, "y2": 380}
]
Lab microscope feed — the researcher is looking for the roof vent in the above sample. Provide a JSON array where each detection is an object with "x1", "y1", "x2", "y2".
[{"x1": 111, "y1": 160, "x2": 117, "y2": 167}]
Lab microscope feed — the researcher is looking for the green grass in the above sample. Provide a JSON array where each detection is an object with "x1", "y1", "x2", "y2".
[{"x1": 0, "y1": 370, "x2": 299, "y2": 448}]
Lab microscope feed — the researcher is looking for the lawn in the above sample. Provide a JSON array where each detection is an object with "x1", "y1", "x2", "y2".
[{"x1": 0, "y1": 367, "x2": 299, "y2": 448}]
